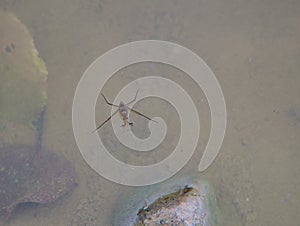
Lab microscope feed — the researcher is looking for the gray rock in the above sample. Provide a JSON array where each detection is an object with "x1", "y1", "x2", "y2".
[{"x1": 114, "y1": 176, "x2": 222, "y2": 226}]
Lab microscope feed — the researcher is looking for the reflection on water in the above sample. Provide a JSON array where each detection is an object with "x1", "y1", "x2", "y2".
[{"x1": 0, "y1": 0, "x2": 300, "y2": 225}]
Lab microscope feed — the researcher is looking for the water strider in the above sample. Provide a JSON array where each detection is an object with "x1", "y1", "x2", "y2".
[{"x1": 92, "y1": 90, "x2": 157, "y2": 132}]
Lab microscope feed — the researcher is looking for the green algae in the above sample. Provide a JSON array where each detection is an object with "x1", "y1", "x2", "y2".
[{"x1": 0, "y1": 9, "x2": 47, "y2": 146}]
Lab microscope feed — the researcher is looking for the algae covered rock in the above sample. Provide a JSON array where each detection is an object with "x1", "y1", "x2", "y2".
[
  {"x1": 114, "y1": 176, "x2": 222, "y2": 226},
  {"x1": 0, "y1": 10, "x2": 77, "y2": 220},
  {"x1": 0, "y1": 9, "x2": 47, "y2": 147}
]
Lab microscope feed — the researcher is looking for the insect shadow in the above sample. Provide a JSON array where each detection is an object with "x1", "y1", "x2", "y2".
[{"x1": 92, "y1": 90, "x2": 157, "y2": 133}]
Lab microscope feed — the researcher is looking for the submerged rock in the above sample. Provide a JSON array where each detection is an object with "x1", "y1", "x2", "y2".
[
  {"x1": 0, "y1": 146, "x2": 76, "y2": 219},
  {"x1": 114, "y1": 176, "x2": 222, "y2": 226},
  {"x1": 0, "y1": 10, "x2": 76, "y2": 220},
  {"x1": 0, "y1": 9, "x2": 47, "y2": 147}
]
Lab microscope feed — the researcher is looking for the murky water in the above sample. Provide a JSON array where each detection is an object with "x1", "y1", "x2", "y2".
[{"x1": 0, "y1": 0, "x2": 299, "y2": 225}]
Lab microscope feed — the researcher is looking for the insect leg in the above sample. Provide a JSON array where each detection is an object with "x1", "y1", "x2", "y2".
[
  {"x1": 128, "y1": 107, "x2": 158, "y2": 123},
  {"x1": 126, "y1": 89, "x2": 139, "y2": 105},
  {"x1": 92, "y1": 109, "x2": 119, "y2": 133},
  {"x1": 101, "y1": 93, "x2": 119, "y2": 107}
]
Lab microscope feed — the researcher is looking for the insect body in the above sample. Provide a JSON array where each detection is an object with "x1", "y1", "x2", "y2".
[
  {"x1": 118, "y1": 101, "x2": 133, "y2": 127},
  {"x1": 92, "y1": 90, "x2": 156, "y2": 132}
]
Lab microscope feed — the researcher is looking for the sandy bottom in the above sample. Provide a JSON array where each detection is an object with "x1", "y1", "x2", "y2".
[{"x1": 0, "y1": 0, "x2": 299, "y2": 225}]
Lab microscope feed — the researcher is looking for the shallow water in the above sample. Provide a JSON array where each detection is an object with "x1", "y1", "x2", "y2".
[{"x1": 0, "y1": 0, "x2": 299, "y2": 225}]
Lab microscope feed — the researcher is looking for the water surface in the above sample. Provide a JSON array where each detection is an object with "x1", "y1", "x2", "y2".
[{"x1": 0, "y1": 0, "x2": 299, "y2": 225}]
